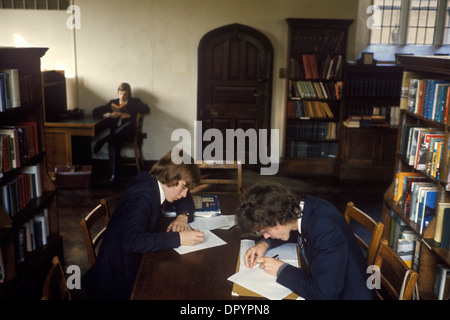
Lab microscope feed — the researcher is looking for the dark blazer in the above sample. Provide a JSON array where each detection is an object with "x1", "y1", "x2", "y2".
[
  {"x1": 274, "y1": 195, "x2": 376, "y2": 300},
  {"x1": 92, "y1": 96, "x2": 150, "y2": 127},
  {"x1": 81, "y1": 172, "x2": 195, "y2": 300}
]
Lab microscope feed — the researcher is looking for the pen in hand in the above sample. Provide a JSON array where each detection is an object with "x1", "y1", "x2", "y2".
[{"x1": 272, "y1": 254, "x2": 279, "y2": 260}]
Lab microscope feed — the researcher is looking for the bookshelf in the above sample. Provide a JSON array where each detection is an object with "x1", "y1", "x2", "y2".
[
  {"x1": 339, "y1": 63, "x2": 403, "y2": 180},
  {"x1": 282, "y1": 18, "x2": 353, "y2": 175},
  {"x1": 383, "y1": 55, "x2": 450, "y2": 299},
  {"x1": 0, "y1": 47, "x2": 63, "y2": 299}
]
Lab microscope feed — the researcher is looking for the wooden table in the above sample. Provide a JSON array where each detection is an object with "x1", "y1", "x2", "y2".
[
  {"x1": 131, "y1": 194, "x2": 248, "y2": 300},
  {"x1": 44, "y1": 115, "x2": 114, "y2": 173}
]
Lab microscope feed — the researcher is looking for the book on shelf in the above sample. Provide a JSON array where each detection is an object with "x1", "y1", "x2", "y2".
[
  {"x1": 17, "y1": 208, "x2": 50, "y2": 263},
  {"x1": 439, "y1": 207, "x2": 450, "y2": 250},
  {"x1": 295, "y1": 54, "x2": 343, "y2": 80},
  {"x1": 286, "y1": 120, "x2": 337, "y2": 140},
  {"x1": 434, "y1": 264, "x2": 450, "y2": 300},
  {"x1": 0, "y1": 163, "x2": 43, "y2": 218},
  {"x1": 433, "y1": 203, "x2": 450, "y2": 247},
  {"x1": 417, "y1": 187, "x2": 438, "y2": 234},
  {"x1": 400, "y1": 126, "x2": 445, "y2": 177},
  {"x1": 394, "y1": 171, "x2": 425, "y2": 206},
  {"x1": 388, "y1": 210, "x2": 421, "y2": 269},
  {"x1": 397, "y1": 230, "x2": 416, "y2": 268},
  {"x1": 291, "y1": 30, "x2": 345, "y2": 54},
  {"x1": 285, "y1": 140, "x2": 337, "y2": 158},
  {"x1": 287, "y1": 99, "x2": 335, "y2": 119},
  {"x1": 405, "y1": 76, "x2": 450, "y2": 123},
  {"x1": 345, "y1": 74, "x2": 402, "y2": 98},
  {"x1": 0, "y1": 68, "x2": 20, "y2": 111},
  {"x1": 289, "y1": 80, "x2": 342, "y2": 100},
  {"x1": 0, "y1": 122, "x2": 39, "y2": 174}
]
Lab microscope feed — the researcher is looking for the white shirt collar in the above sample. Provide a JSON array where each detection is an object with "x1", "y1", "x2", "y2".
[
  {"x1": 298, "y1": 201, "x2": 304, "y2": 234},
  {"x1": 157, "y1": 180, "x2": 165, "y2": 205}
]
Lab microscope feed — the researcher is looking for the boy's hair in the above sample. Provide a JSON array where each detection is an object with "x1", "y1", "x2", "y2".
[
  {"x1": 117, "y1": 82, "x2": 132, "y2": 97},
  {"x1": 235, "y1": 183, "x2": 301, "y2": 237},
  {"x1": 150, "y1": 149, "x2": 200, "y2": 189}
]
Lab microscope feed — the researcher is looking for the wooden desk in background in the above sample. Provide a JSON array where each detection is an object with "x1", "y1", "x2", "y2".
[
  {"x1": 131, "y1": 194, "x2": 249, "y2": 300},
  {"x1": 44, "y1": 115, "x2": 114, "y2": 175}
]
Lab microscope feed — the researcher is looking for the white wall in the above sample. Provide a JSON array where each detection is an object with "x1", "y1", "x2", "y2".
[{"x1": 0, "y1": 0, "x2": 364, "y2": 162}]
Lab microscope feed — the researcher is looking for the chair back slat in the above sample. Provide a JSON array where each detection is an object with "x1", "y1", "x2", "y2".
[{"x1": 80, "y1": 199, "x2": 111, "y2": 267}]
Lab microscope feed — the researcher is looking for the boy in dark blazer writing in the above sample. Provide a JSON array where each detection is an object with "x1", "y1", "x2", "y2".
[
  {"x1": 236, "y1": 183, "x2": 377, "y2": 300},
  {"x1": 81, "y1": 150, "x2": 204, "y2": 299}
]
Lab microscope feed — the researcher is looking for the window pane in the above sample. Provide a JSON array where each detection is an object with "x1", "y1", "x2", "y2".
[
  {"x1": 407, "y1": 0, "x2": 437, "y2": 44},
  {"x1": 444, "y1": 0, "x2": 450, "y2": 44},
  {"x1": 370, "y1": 0, "x2": 402, "y2": 44}
]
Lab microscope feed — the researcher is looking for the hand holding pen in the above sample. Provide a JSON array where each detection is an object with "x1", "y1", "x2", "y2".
[{"x1": 255, "y1": 254, "x2": 285, "y2": 277}]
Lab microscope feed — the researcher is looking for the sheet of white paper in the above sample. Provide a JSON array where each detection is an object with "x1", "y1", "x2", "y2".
[
  {"x1": 228, "y1": 266, "x2": 293, "y2": 300},
  {"x1": 174, "y1": 230, "x2": 227, "y2": 254},
  {"x1": 228, "y1": 239, "x2": 302, "y2": 300},
  {"x1": 190, "y1": 215, "x2": 236, "y2": 231}
]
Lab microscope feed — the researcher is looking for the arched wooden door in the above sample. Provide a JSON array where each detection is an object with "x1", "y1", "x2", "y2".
[{"x1": 197, "y1": 23, "x2": 273, "y2": 164}]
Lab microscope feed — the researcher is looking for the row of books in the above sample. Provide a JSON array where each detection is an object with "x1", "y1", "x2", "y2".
[
  {"x1": 406, "y1": 77, "x2": 450, "y2": 123},
  {"x1": 285, "y1": 140, "x2": 338, "y2": 159},
  {"x1": 290, "y1": 31, "x2": 345, "y2": 54},
  {"x1": 394, "y1": 172, "x2": 439, "y2": 234},
  {"x1": 345, "y1": 74, "x2": 402, "y2": 98},
  {"x1": 388, "y1": 210, "x2": 419, "y2": 269},
  {"x1": 388, "y1": 208, "x2": 450, "y2": 299},
  {"x1": 289, "y1": 80, "x2": 343, "y2": 100},
  {"x1": 343, "y1": 106, "x2": 400, "y2": 128},
  {"x1": 0, "y1": 122, "x2": 39, "y2": 175},
  {"x1": 0, "y1": 164, "x2": 43, "y2": 218},
  {"x1": 399, "y1": 126, "x2": 445, "y2": 179},
  {"x1": 286, "y1": 120, "x2": 337, "y2": 140},
  {"x1": 287, "y1": 100, "x2": 335, "y2": 119},
  {"x1": 0, "y1": 68, "x2": 21, "y2": 112},
  {"x1": 289, "y1": 54, "x2": 343, "y2": 80},
  {"x1": 15, "y1": 208, "x2": 50, "y2": 264}
]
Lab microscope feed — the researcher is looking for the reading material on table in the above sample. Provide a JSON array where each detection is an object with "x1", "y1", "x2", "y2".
[
  {"x1": 163, "y1": 194, "x2": 221, "y2": 218},
  {"x1": 174, "y1": 230, "x2": 226, "y2": 255},
  {"x1": 192, "y1": 195, "x2": 221, "y2": 217},
  {"x1": 227, "y1": 239, "x2": 303, "y2": 300},
  {"x1": 189, "y1": 215, "x2": 235, "y2": 231}
]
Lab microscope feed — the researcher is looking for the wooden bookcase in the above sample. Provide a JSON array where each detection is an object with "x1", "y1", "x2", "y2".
[
  {"x1": 339, "y1": 63, "x2": 403, "y2": 180},
  {"x1": 281, "y1": 18, "x2": 353, "y2": 175},
  {"x1": 382, "y1": 55, "x2": 450, "y2": 299},
  {"x1": 0, "y1": 47, "x2": 63, "y2": 299}
]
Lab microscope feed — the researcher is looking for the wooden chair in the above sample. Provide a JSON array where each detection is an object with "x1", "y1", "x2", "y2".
[
  {"x1": 110, "y1": 113, "x2": 147, "y2": 172},
  {"x1": 41, "y1": 256, "x2": 72, "y2": 300},
  {"x1": 80, "y1": 199, "x2": 111, "y2": 267},
  {"x1": 192, "y1": 160, "x2": 244, "y2": 195},
  {"x1": 373, "y1": 240, "x2": 419, "y2": 300},
  {"x1": 344, "y1": 201, "x2": 384, "y2": 266}
]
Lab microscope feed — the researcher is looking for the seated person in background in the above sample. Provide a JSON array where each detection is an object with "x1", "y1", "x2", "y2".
[
  {"x1": 235, "y1": 183, "x2": 377, "y2": 300},
  {"x1": 92, "y1": 82, "x2": 150, "y2": 183},
  {"x1": 81, "y1": 149, "x2": 205, "y2": 300}
]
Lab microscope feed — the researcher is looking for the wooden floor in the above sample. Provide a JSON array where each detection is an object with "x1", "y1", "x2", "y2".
[{"x1": 56, "y1": 161, "x2": 390, "y2": 299}]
